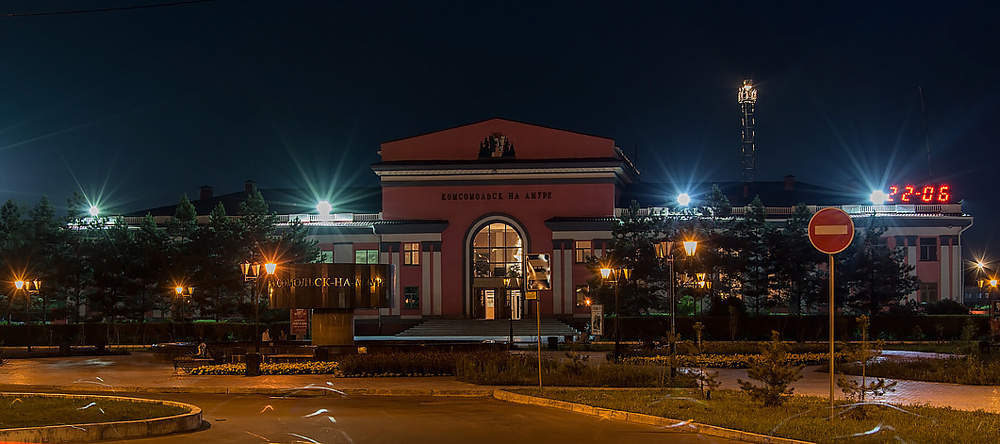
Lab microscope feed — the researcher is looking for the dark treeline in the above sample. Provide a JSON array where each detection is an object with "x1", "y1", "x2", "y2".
[
  {"x1": 0, "y1": 186, "x2": 317, "y2": 324},
  {"x1": 587, "y1": 186, "x2": 931, "y2": 317}
]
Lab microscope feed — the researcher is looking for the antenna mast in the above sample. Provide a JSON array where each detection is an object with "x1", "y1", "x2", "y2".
[
  {"x1": 738, "y1": 79, "x2": 758, "y2": 183},
  {"x1": 918, "y1": 86, "x2": 933, "y2": 181}
]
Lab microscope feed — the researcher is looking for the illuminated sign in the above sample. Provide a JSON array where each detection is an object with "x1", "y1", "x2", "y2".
[
  {"x1": 441, "y1": 190, "x2": 553, "y2": 201},
  {"x1": 886, "y1": 184, "x2": 951, "y2": 203},
  {"x1": 270, "y1": 263, "x2": 392, "y2": 309}
]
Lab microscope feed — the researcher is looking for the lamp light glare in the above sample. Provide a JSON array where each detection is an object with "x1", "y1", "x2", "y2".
[
  {"x1": 869, "y1": 190, "x2": 888, "y2": 205},
  {"x1": 683, "y1": 240, "x2": 698, "y2": 256},
  {"x1": 677, "y1": 193, "x2": 691, "y2": 206},
  {"x1": 316, "y1": 200, "x2": 333, "y2": 214},
  {"x1": 88, "y1": 206, "x2": 100, "y2": 217}
]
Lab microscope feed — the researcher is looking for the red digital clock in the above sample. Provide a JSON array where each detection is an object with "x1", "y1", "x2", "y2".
[{"x1": 886, "y1": 184, "x2": 951, "y2": 203}]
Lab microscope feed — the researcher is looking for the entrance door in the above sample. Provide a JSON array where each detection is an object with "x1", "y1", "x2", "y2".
[
  {"x1": 508, "y1": 289, "x2": 522, "y2": 320},
  {"x1": 470, "y1": 221, "x2": 524, "y2": 319}
]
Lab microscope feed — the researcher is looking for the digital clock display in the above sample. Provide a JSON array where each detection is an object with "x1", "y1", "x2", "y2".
[{"x1": 886, "y1": 184, "x2": 951, "y2": 203}]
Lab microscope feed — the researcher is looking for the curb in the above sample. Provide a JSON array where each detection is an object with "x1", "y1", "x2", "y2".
[
  {"x1": 492, "y1": 390, "x2": 815, "y2": 444},
  {"x1": 0, "y1": 392, "x2": 202, "y2": 444},
  {"x1": 0, "y1": 384, "x2": 494, "y2": 398}
]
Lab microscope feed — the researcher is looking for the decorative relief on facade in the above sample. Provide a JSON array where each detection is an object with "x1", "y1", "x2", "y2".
[{"x1": 478, "y1": 132, "x2": 516, "y2": 159}]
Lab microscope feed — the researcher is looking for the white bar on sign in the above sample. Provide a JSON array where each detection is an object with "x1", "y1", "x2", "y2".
[{"x1": 814, "y1": 225, "x2": 848, "y2": 235}]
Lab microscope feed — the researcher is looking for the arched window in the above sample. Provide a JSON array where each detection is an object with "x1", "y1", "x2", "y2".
[{"x1": 472, "y1": 222, "x2": 523, "y2": 279}]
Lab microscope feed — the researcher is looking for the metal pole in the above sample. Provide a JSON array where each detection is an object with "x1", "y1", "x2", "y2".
[
  {"x1": 509, "y1": 287, "x2": 514, "y2": 349},
  {"x1": 829, "y1": 254, "x2": 835, "y2": 414},
  {"x1": 536, "y1": 297, "x2": 542, "y2": 389},
  {"x1": 669, "y1": 254, "x2": 676, "y2": 378},
  {"x1": 613, "y1": 277, "x2": 621, "y2": 363},
  {"x1": 254, "y1": 280, "x2": 260, "y2": 354}
]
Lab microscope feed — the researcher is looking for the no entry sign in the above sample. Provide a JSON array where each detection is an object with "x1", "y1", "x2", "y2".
[{"x1": 808, "y1": 207, "x2": 855, "y2": 254}]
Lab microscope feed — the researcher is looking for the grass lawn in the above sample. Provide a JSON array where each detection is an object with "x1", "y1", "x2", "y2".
[
  {"x1": 0, "y1": 395, "x2": 190, "y2": 429},
  {"x1": 512, "y1": 388, "x2": 1000, "y2": 444}
]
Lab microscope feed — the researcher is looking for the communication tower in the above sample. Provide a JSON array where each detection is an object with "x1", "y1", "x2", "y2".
[{"x1": 738, "y1": 79, "x2": 757, "y2": 183}]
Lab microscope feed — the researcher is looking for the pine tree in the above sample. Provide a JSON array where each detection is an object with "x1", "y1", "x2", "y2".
[{"x1": 737, "y1": 330, "x2": 803, "y2": 406}]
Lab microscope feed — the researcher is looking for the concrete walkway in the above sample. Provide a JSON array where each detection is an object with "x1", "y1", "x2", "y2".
[{"x1": 1, "y1": 350, "x2": 999, "y2": 413}]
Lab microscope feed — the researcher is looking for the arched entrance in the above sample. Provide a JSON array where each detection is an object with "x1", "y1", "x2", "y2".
[{"x1": 468, "y1": 220, "x2": 524, "y2": 320}]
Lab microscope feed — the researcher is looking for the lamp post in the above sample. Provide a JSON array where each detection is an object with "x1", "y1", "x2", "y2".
[
  {"x1": 242, "y1": 262, "x2": 277, "y2": 354},
  {"x1": 979, "y1": 277, "x2": 999, "y2": 346},
  {"x1": 174, "y1": 285, "x2": 193, "y2": 339},
  {"x1": 655, "y1": 239, "x2": 698, "y2": 377},
  {"x1": 14, "y1": 279, "x2": 41, "y2": 352},
  {"x1": 503, "y1": 277, "x2": 519, "y2": 349},
  {"x1": 600, "y1": 266, "x2": 630, "y2": 363}
]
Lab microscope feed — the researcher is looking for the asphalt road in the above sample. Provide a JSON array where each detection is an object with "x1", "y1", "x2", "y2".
[{"x1": 89, "y1": 393, "x2": 739, "y2": 444}]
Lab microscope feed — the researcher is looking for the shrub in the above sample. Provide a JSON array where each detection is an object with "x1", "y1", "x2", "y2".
[{"x1": 737, "y1": 331, "x2": 803, "y2": 406}]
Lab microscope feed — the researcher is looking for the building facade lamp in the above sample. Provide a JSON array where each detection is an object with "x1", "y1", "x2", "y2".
[
  {"x1": 870, "y1": 190, "x2": 888, "y2": 205},
  {"x1": 316, "y1": 200, "x2": 333, "y2": 214},
  {"x1": 677, "y1": 193, "x2": 691, "y2": 207}
]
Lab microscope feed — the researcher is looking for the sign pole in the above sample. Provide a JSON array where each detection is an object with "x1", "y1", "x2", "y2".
[
  {"x1": 807, "y1": 207, "x2": 855, "y2": 420},
  {"x1": 536, "y1": 296, "x2": 542, "y2": 389},
  {"x1": 829, "y1": 253, "x2": 835, "y2": 415}
]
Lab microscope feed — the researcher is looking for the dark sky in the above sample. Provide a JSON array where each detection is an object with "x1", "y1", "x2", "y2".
[{"x1": 1, "y1": 1, "x2": 998, "y2": 256}]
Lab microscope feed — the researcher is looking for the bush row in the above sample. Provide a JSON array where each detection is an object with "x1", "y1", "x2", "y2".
[
  {"x1": 609, "y1": 314, "x2": 990, "y2": 342},
  {"x1": 625, "y1": 352, "x2": 845, "y2": 368}
]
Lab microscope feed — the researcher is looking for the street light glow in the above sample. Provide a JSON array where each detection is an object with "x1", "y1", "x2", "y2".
[
  {"x1": 89, "y1": 206, "x2": 100, "y2": 217},
  {"x1": 316, "y1": 200, "x2": 332, "y2": 214},
  {"x1": 870, "y1": 190, "x2": 888, "y2": 205},
  {"x1": 677, "y1": 193, "x2": 691, "y2": 206}
]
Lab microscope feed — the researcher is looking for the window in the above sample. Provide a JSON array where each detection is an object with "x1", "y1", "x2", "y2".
[
  {"x1": 919, "y1": 238, "x2": 938, "y2": 261},
  {"x1": 355, "y1": 249, "x2": 379, "y2": 264},
  {"x1": 575, "y1": 240, "x2": 592, "y2": 263},
  {"x1": 319, "y1": 250, "x2": 333, "y2": 264},
  {"x1": 403, "y1": 286, "x2": 420, "y2": 309},
  {"x1": 575, "y1": 285, "x2": 591, "y2": 307},
  {"x1": 919, "y1": 283, "x2": 938, "y2": 303},
  {"x1": 403, "y1": 242, "x2": 420, "y2": 265},
  {"x1": 472, "y1": 222, "x2": 522, "y2": 278}
]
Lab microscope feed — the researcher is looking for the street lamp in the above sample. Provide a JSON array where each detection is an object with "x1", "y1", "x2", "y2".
[
  {"x1": 600, "y1": 265, "x2": 631, "y2": 363},
  {"x1": 655, "y1": 238, "x2": 698, "y2": 377},
  {"x1": 242, "y1": 262, "x2": 277, "y2": 354},
  {"x1": 979, "y1": 277, "x2": 999, "y2": 345},
  {"x1": 503, "y1": 277, "x2": 520, "y2": 349},
  {"x1": 14, "y1": 279, "x2": 41, "y2": 352}
]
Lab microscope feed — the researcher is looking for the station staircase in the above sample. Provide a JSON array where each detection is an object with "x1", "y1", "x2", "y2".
[{"x1": 392, "y1": 318, "x2": 580, "y2": 343}]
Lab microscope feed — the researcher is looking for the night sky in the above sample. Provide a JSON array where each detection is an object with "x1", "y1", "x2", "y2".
[{"x1": 1, "y1": 1, "x2": 998, "y2": 260}]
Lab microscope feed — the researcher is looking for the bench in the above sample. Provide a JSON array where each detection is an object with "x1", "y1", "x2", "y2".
[
  {"x1": 173, "y1": 347, "x2": 225, "y2": 373},
  {"x1": 173, "y1": 356, "x2": 216, "y2": 373}
]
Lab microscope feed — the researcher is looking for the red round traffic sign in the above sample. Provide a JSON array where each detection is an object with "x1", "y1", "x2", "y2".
[{"x1": 808, "y1": 207, "x2": 855, "y2": 254}]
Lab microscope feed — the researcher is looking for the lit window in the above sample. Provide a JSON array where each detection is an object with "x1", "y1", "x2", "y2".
[
  {"x1": 575, "y1": 285, "x2": 591, "y2": 307},
  {"x1": 403, "y1": 242, "x2": 420, "y2": 266},
  {"x1": 404, "y1": 286, "x2": 420, "y2": 309},
  {"x1": 919, "y1": 238, "x2": 938, "y2": 262},
  {"x1": 355, "y1": 249, "x2": 379, "y2": 264},
  {"x1": 575, "y1": 240, "x2": 592, "y2": 263},
  {"x1": 919, "y1": 283, "x2": 938, "y2": 303},
  {"x1": 319, "y1": 250, "x2": 333, "y2": 264}
]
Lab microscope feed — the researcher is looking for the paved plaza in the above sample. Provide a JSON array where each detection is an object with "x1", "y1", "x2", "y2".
[{"x1": 1, "y1": 350, "x2": 999, "y2": 414}]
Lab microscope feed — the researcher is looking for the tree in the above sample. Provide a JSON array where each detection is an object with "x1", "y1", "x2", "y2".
[
  {"x1": 772, "y1": 203, "x2": 824, "y2": 314},
  {"x1": 731, "y1": 196, "x2": 775, "y2": 314},
  {"x1": 588, "y1": 201, "x2": 669, "y2": 316},
  {"x1": 738, "y1": 331, "x2": 804, "y2": 406},
  {"x1": 843, "y1": 217, "x2": 920, "y2": 314}
]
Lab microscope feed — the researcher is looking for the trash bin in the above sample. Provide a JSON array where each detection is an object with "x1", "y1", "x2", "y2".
[
  {"x1": 547, "y1": 336, "x2": 559, "y2": 350},
  {"x1": 245, "y1": 353, "x2": 262, "y2": 376}
]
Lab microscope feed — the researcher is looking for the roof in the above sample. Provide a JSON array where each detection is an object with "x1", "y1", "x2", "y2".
[
  {"x1": 621, "y1": 178, "x2": 864, "y2": 208},
  {"x1": 127, "y1": 186, "x2": 382, "y2": 217}
]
